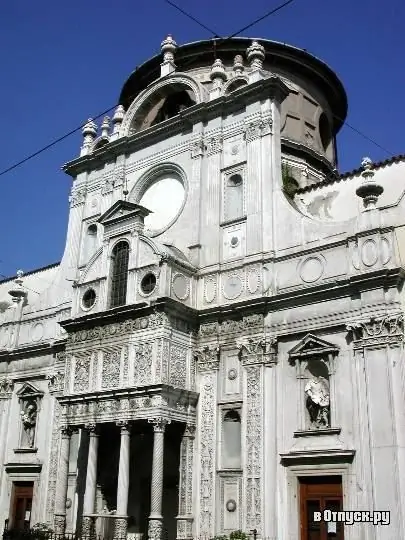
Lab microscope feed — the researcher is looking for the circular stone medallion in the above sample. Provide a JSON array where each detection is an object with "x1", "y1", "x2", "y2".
[
  {"x1": 31, "y1": 322, "x2": 44, "y2": 342},
  {"x1": 361, "y1": 239, "x2": 378, "y2": 267},
  {"x1": 172, "y1": 274, "x2": 189, "y2": 300},
  {"x1": 223, "y1": 275, "x2": 243, "y2": 300},
  {"x1": 299, "y1": 256, "x2": 324, "y2": 283}
]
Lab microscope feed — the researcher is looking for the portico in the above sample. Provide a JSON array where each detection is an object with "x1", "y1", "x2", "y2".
[{"x1": 54, "y1": 386, "x2": 197, "y2": 540}]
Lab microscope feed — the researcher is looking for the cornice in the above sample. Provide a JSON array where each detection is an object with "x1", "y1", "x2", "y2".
[
  {"x1": 62, "y1": 76, "x2": 289, "y2": 178},
  {"x1": 0, "y1": 339, "x2": 66, "y2": 362}
]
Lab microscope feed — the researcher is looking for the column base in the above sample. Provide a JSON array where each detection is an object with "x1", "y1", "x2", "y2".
[
  {"x1": 114, "y1": 516, "x2": 128, "y2": 540},
  {"x1": 175, "y1": 516, "x2": 193, "y2": 539},
  {"x1": 148, "y1": 518, "x2": 164, "y2": 540},
  {"x1": 53, "y1": 514, "x2": 66, "y2": 535},
  {"x1": 82, "y1": 515, "x2": 96, "y2": 538}
]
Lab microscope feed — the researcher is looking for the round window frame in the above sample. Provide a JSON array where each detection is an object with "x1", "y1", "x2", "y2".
[
  {"x1": 81, "y1": 288, "x2": 97, "y2": 311},
  {"x1": 139, "y1": 272, "x2": 158, "y2": 297},
  {"x1": 130, "y1": 163, "x2": 188, "y2": 238}
]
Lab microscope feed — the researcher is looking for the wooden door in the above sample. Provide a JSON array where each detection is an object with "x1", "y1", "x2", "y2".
[
  {"x1": 10, "y1": 482, "x2": 34, "y2": 530},
  {"x1": 299, "y1": 476, "x2": 344, "y2": 540}
]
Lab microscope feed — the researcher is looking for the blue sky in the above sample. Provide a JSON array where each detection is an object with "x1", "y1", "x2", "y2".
[{"x1": 0, "y1": 0, "x2": 404, "y2": 278}]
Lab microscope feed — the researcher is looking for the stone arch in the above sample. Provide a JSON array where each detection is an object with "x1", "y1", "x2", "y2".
[
  {"x1": 223, "y1": 75, "x2": 248, "y2": 94},
  {"x1": 119, "y1": 74, "x2": 205, "y2": 136}
]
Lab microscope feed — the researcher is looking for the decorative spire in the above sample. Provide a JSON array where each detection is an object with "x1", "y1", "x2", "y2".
[
  {"x1": 160, "y1": 34, "x2": 177, "y2": 76},
  {"x1": 101, "y1": 116, "x2": 110, "y2": 139},
  {"x1": 8, "y1": 270, "x2": 27, "y2": 304},
  {"x1": 209, "y1": 58, "x2": 227, "y2": 100},
  {"x1": 110, "y1": 105, "x2": 125, "y2": 141},
  {"x1": 233, "y1": 54, "x2": 244, "y2": 75},
  {"x1": 80, "y1": 118, "x2": 97, "y2": 156},
  {"x1": 356, "y1": 157, "x2": 383, "y2": 209},
  {"x1": 246, "y1": 40, "x2": 265, "y2": 83}
]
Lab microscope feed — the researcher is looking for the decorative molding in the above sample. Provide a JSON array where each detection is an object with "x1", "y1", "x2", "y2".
[
  {"x1": 195, "y1": 345, "x2": 220, "y2": 372},
  {"x1": 0, "y1": 377, "x2": 14, "y2": 397},
  {"x1": 198, "y1": 314, "x2": 264, "y2": 338},
  {"x1": 244, "y1": 113, "x2": 272, "y2": 142},
  {"x1": 346, "y1": 314, "x2": 404, "y2": 348},
  {"x1": 69, "y1": 186, "x2": 87, "y2": 207},
  {"x1": 191, "y1": 136, "x2": 204, "y2": 159},
  {"x1": 236, "y1": 336, "x2": 277, "y2": 365},
  {"x1": 67, "y1": 312, "x2": 170, "y2": 345}
]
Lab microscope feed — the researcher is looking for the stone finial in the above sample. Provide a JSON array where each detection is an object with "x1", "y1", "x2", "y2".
[
  {"x1": 80, "y1": 118, "x2": 97, "y2": 156},
  {"x1": 160, "y1": 34, "x2": 177, "y2": 76},
  {"x1": 246, "y1": 40, "x2": 265, "y2": 70},
  {"x1": 101, "y1": 116, "x2": 110, "y2": 139},
  {"x1": 110, "y1": 105, "x2": 125, "y2": 141},
  {"x1": 356, "y1": 157, "x2": 383, "y2": 209},
  {"x1": 210, "y1": 59, "x2": 227, "y2": 86},
  {"x1": 233, "y1": 54, "x2": 244, "y2": 75},
  {"x1": 8, "y1": 270, "x2": 27, "y2": 303}
]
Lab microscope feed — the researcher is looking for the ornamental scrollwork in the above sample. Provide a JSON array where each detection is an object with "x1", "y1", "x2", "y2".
[
  {"x1": 148, "y1": 417, "x2": 170, "y2": 433},
  {"x1": 204, "y1": 135, "x2": 223, "y2": 156},
  {"x1": 0, "y1": 378, "x2": 14, "y2": 396},
  {"x1": 191, "y1": 137, "x2": 204, "y2": 159},
  {"x1": 236, "y1": 335, "x2": 277, "y2": 365},
  {"x1": 69, "y1": 186, "x2": 87, "y2": 207},
  {"x1": 194, "y1": 345, "x2": 220, "y2": 372},
  {"x1": 47, "y1": 371, "x2": 64, "y2": 392},
  {"x1": 347, "y1": 314, "x2": 404, "y2": 347}
]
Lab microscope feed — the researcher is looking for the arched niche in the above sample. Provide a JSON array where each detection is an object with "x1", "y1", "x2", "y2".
[{"x1": 120, "y1": 74, "x2": 204, "y2": 136}]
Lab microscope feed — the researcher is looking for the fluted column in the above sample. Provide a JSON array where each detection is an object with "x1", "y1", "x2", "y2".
[
  {"x1": 176, "y1": 424, "x2": 196, "y2": 539},
  {"x1": 54, "y1": 426, "x2": 74, "y2": 534},
  {"x1": 115, "y1": 421, "x2": 131, "y2": 539},
  {"x1": 82, "y1": 424, "x2": 99, "y2": 537},
  {"x1": 148, "y1": 418, "x2": 170, "y2": 540}
]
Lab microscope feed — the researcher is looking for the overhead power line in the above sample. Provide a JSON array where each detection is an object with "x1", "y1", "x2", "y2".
[
  {"x1": 0, "y1": 1, "x2": 395, "y2": 178},
  {"x1": 163, "y1": 0, "x2": 221, "y2": 37}
]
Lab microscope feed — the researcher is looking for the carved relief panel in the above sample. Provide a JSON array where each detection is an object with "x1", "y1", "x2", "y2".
[
  {"x1": 288, "y1": 334, "x2": 339, "y2": 432},
  {"x1": 220, "y1": 350, "x2": 242, "y2": 400},
  {"x1": 218, "y1": 475, "x2": 243, "y2": 533}
]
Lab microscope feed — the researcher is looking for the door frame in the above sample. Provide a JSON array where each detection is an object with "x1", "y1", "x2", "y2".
[
  {"x1": 283, "y1": 463, "x2": 355, "y2": 540},
  {"x1": 9, "y1": 482, "x2": 34, "y2": 530},
  {"x1": 4, "y1": 466, "x2": 41, "y2": 533}
]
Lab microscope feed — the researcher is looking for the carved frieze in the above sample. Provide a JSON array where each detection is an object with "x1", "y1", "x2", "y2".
[
  {"x1": 191, "y1": 137, "x2": 204, "y2": 159},
  {"x1": 198, "y1": 314, "x2": 264, "y2": 338},
  {"x1": 101, "y1": 350, "x2": 121, "y2": 389},
  {"x1": 170, "y1": 345, "x2": 187, "y2": 388},
  {"x1": 236, "y1": 336, "x2": 277, "y2": 365},
  {"x1": 204, "y1": 135, "x2": 223, "y2": 156},
  {"x1": 67, "y1": 312, "x2": 170, "y2": 345},
  {"x1": 133, "y1": 343, "x2": 153, "y2": 386},
  {"x1": 195, "y1": 345, "x2": 220, "y2": 372},
  {"x1": 0, "y1": 378, "x2": 14, "y2": 397},
  {"x1": 47, "y1": 371, "x2": 64, "y2": 393},
  {"x1": 347, "y1": 314, "x2": 404, "y2": 348},
  {"x1": 69, "y1": 186, "x2": 87, "y2": 207},
  {"x1": 244, "y1": 114, "x2": 272, "y2": 142},
  {"x1": 73, "y1": 356, "x2": 90, "y2": 393}
]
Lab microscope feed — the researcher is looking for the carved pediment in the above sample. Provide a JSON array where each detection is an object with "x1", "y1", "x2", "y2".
[
  {"x1": 98, "y1": 200, "x2": 151, "y2": 228},
  {"x1": 16, "y1": 382, "x2": 44, "y2": 399},
  {"x1": 288, "y1": 334, "x2": 339, "y2": 361}
]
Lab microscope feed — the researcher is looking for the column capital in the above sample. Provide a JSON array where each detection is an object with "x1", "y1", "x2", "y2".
[
  {"x1": 148, "y1": 417, "x2": 171, "y2": 433},
  {"x1": 84, "y1": 422, "x2": 100, "y2": 435},
  {"x1": 183, "y1": 424, "x2": 196, "y2": 439},
  {"x1": 116, "y1": 420, "x2": 131, "y2": 433},
  {"x1": 60, "y1": 425, "x2": 75, "y2": 438}
]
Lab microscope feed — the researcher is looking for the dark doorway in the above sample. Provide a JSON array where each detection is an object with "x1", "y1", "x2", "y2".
[
  {"x1": 299, "y1": 476, "x2": 344, "y2": 540},
  {"x1": 9, "y1": 482, "x2": 33, "y2": 530}
]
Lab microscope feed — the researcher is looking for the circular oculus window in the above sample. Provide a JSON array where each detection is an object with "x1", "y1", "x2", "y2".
[
  {"x1": 140, "y1": 273, "x2": 157, "y2": 295},
  {"x1": 82, "y1": 288, "x2": 96, "y2": 310},
  {"x1": 139, "y1": 175, "x2": 185, "y2": 235}
]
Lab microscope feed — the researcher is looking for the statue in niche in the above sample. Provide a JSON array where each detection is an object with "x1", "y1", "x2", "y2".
[
  {"x1": 305, "y1": 376, "x2": 330, "y2": 429},
  {"x1": 20, "y1": 401, "x2": 37, "y2": 447}
]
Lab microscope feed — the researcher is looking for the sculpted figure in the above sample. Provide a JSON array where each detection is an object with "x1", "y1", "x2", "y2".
[
  {"x1": 20, "y1": 402, "x2": 37, "y2": 447},
  {"x1": 305, "y1": 376, "x2": 330, "y2": 428}
]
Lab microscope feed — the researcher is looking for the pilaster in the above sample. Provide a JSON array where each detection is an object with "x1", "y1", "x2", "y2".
[
  {"x1": 176, "y1": 424, "x2": 196, "y2": 539},
  {"x1": 54, "y1": 426, "x2": 74, "y2": 534},
  {"x1": 236, "y1": 336, "x2": 277, "y2": 536},
  {"x1": 194, "y1": 345, "x2": 220, "y2": 537}
]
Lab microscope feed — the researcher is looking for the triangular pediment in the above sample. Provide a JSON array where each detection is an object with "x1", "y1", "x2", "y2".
[
  {"x1": 98, "y1": 200, "x2": 151, "y2": 228},
  {"x1": 288, "y1": 333, "x2": 339, "y2": 359},
  {"x1": 16, "y1": 382, "x2": 44, "y2": 398}
]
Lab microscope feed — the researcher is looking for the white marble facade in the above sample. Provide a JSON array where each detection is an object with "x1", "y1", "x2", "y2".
[{"x1": 0, "y1": 35, "x2": 405, "y2": 540}]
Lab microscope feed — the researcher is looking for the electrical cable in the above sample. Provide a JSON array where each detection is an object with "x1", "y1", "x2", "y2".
[
  {"x1": 0, "y1": 0, "x2": 396, "y2": 179},
  {"x1": 163, "y1": 0, "x2": 221, "y2": 38}
]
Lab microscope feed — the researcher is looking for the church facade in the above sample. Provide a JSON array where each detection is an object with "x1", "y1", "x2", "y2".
[{"x1": 0, "y1": 35, "x2": 404, "y2": 540}]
